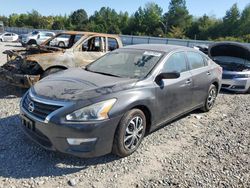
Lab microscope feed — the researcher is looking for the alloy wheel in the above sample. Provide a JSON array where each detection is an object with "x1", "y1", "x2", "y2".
[
  {"x1": 124, "y1": 116, "x2": 144, "y2": 150},
  {"x1": 207, "y1": 88, "x2": 217, "y2": 109}
]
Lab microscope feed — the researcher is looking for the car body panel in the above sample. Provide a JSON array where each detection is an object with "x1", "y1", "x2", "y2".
[
  {"x1": 0, "y1": 31, "x2": 123, "y2": 88},
  {"x1": 20, "y1": 44, "x2": 222, "y2": 158}
]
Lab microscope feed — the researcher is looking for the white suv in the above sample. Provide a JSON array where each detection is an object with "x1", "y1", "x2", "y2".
[{"x1": 21, "y1": 31, "x2": 55, "y2": 46}]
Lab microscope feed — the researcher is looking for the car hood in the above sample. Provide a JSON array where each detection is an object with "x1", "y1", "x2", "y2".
[{"x1": 32, "y1": 68, "x2": 138, "y2": 101}]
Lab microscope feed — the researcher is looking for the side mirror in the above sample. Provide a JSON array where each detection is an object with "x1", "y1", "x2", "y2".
[
  {"x1": 155, "y1": 72, "x2": 180, "y2": 83},
  {"x1": 37, "y1": 34, "x2": 40, "y2": 39}
]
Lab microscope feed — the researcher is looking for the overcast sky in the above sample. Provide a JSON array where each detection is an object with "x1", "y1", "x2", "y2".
[{"x1": 0, "y1": 0, "x2": 249, "y2": 18}]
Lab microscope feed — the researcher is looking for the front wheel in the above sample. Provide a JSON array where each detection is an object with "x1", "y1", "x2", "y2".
[
  {"x1": 112, "y1": 109, "x2": 146, "y2": 157},
  {"x1": 201, "y1": 84, "x2": 218, "y2": 112}
]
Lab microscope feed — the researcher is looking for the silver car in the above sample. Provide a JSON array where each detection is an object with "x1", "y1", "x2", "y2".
[{"x1": 208, "y1": 42, "x2": 250, "y2": 93}]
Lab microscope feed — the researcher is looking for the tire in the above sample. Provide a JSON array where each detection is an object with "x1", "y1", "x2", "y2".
[
  {"x1": 58, "y1": 41, "x2": 65, "y2": 47},
  {"x1": 112, "y1": 109, "x2": 146, "y2": 157},
  {"x1": 41, "y1": 68, "x2": 65, "y2": 78},
  {"x1": 27, "y1": 40, "x2": 37, "y2": 45},
  {"x1": 201, "y1": 84, "x2": 218, "y2": 112}
]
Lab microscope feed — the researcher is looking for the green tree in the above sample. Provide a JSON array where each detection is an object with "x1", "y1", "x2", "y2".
[
  {"x1": 239, "y1": 4, "x2": 250, "y2": 35},
  {"x1": 164, "y1": 0, "x2": 192, "y2": 33},
  {"x1": 88, "y1": 7, "x2": 121, "y2": 33},
  {"x1": 128, "y1": 3, "x2": 164, "y2": 36},
  {"x1": 223, "y1": 3, "x2": 240, "y2": 36},
  {"x1": 69, "y1": 9, "x2": 88, "y2": 30}
]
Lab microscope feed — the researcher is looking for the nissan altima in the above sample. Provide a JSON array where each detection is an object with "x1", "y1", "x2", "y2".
[{"x1": 20, "y1": 44, "x2": 222, "y2": 158}]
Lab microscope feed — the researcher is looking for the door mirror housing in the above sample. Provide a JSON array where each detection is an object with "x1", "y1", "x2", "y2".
[
  {"x1": 155, "y1": 72, "x2": 180, "y2": 83},
  {"x1": 37, "y1": 34, "x2": 40, "y2": 39},
  {"x1": 158, "y1": 72, "x2": 180, "y2": 79}
]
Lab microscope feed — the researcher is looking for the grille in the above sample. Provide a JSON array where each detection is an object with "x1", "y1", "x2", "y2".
[
  {"x1": 222, "y1": 74, "x2": 235, "y2": 79},
  {"x1": 22, "y1": 94, "x2": 62, "y2": 121}
]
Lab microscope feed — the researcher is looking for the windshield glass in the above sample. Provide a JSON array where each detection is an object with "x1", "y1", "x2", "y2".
[
  {"x1": 31, "y1": 31, "x2": 39, "y2": 35},
  {"x1": 46, "y1": 34, "x2": 83, "y2": 49},
  {"x1": 86, "y1": 49, "x2": 163, "y2": 78}
]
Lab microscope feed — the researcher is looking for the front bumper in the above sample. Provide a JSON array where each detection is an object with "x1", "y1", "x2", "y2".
[
  {"x1": 20, "y1": 107, "x2": 122, "y2": 158},
  {"x1": 0, "y1": 67, "x2": 40, "y2": 88},
  {"x1": 221, "y1": 78, "x2": 250, "y2": 93}
]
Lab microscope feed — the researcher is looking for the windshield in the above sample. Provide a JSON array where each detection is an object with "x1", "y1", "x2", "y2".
[
  {"x1": 31, "y1": 31, "x2": 39, "y2": 35},
  {"x1": 86, "y1": 49, "x2": 163, "y2": 79},
  {"x1": 45, "y1": 33, "x2": 83, "y2": 49}
]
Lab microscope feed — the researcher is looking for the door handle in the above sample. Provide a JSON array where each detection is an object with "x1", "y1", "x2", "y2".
[
  {"x1": 207, "y1": 71, "x2": 211, "y2": 76},
  {"x1": 185, "y1": 79, "x2": 192, "y2": 85}
]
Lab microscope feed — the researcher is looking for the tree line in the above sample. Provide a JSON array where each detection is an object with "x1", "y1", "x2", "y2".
[{"x1": 0, "y1": 0, "x2": 250, "y2": 42}]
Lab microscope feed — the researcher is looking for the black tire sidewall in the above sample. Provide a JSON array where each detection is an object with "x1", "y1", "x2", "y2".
[
  {"x1": 113, "y1": 109, "x2": 146, "y2": 157},
  {"x1": 204, "y1": 84, "x2": 217, "y2": 111}
]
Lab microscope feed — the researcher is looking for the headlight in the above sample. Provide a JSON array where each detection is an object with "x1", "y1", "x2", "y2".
[{"x1": 66, "y1": 99, "x2": 117, "y2": 121}]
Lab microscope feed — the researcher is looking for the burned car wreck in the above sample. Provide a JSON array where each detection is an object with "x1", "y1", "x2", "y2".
[
  {"x1": 208, "y1": 42, "x2": 250, "y2": 93},
  {"x1": 0, "y1": 31, "x2": 123, "y2": 87}
]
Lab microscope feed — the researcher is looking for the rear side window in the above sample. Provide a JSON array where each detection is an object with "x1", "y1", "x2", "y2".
[
  {"x1": 163, "y1": 52, "x2": 187, "y2": 73},
  {"x1": 108, "y1": 38, "x2": 118, "y2": 51},
  {"x1": 187, "y1": 52, "x2": 205, "y2": 70}
]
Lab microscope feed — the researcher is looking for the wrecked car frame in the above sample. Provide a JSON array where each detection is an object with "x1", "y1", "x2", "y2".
[{"x1": 0, "y1": 31, "x2": 123, "y2": 88}]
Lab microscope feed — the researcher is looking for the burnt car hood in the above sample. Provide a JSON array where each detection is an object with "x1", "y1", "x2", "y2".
[{"x1": 32, "y1": 68, "x2": 137, "y2": 101}]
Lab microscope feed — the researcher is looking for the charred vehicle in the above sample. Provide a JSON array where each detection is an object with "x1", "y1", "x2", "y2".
[
  {"x1": 0, "y1": 31, "x2": 123, "y2": 88},
  {"x1": 208, "y1": 42, "x2": 250, "y2": 93}
]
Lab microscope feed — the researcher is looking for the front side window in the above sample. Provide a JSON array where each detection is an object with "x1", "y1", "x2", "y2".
[
  {"x1": 187, "y1": 52, "x2": 205, "y2": 70},
  {"x1": 163, "y1": 52, "x2": 187, "y2": 73},
  {"x1": 82, "y1": 37, "x2": 104, "y2": 52},
  {"x1": 86, "y1": 49, "x2": 163, "y2": 78}
]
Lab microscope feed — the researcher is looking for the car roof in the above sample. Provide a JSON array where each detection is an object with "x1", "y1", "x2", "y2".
[
  {"x1": 59, "y1": 31, "x2": 119, "y2": 38},
  {"x1": 123, "y1": 44, "x2": 194, "y2": 53}
]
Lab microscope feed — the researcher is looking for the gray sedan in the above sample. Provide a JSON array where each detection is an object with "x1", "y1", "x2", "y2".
[{"x1": 20, "y1": 44, "x2": 222, "y2": 158}]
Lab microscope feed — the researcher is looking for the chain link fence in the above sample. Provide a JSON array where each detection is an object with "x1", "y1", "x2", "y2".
[{"x1": 5, "y1": 26, "x2": 250, "y2": 48}]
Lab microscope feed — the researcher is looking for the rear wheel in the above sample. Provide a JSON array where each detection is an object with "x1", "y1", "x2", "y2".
[
  {"x1": 27, "y1": 40, "x2": 37, "y2": 46},
  {"x1": 41, "y1": 68, "x2": 65, "y2": 78},
  {"x1": 201, "y1": 84, "x2": 217, "y2": 112},
  {"x1": 112, "y1": 109, "x2": 146, "y2": 157}
]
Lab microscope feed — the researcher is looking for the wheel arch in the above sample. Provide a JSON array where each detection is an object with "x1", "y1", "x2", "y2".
[
  {"x1": 129, "y1": 104, "x2": 152, "y2": 134},
  {"x1": 44, "y1": 65, "x2": 68, "y2": 72}
]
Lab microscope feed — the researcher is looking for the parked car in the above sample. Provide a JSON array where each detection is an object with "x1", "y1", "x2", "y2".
[
  {"x1": 0, "y1": 32, "x2": 19, "y2": 42},
  {"x1": 0, "y1": 31, "x2": 123, "y2": 88},
  {"x1": 208, "y1": 42, "x2": 250, "y2": 93},
  {"x1": 20, "y1": 31, "x2": 55, "y2": 46},
  {"x1": 20, "y1": 44, "x2": 222, "y2": 158}
]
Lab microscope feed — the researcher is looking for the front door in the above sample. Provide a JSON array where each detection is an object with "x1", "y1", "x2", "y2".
[
  {"x1": 155, "y1": 52, "x2": 193, "y2": 123},
  {"x1": 74, "y1": 36, "x2": 106, "y2": 67}
]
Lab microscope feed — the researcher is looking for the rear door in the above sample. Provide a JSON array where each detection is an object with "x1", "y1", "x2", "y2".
[
  {"x1": 155, "y1": 52, "x2": 193, "y2": 122},
  {"x1": 186, "y1": 51, "x2": 212, "y2": 107}
]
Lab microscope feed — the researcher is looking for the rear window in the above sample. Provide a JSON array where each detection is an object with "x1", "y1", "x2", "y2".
[{"x1": 187, "y1": 52, "x2": 205, "y2": 70}]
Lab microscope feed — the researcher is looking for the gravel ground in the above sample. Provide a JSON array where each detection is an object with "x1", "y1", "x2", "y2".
[{"x1": 0, "y1": 42, "x2": 249, "y2": 188}]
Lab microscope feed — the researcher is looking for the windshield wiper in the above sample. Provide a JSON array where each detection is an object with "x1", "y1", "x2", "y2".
[{"x1": 86, "y1": 69, "x2": 122, "y2": 78}]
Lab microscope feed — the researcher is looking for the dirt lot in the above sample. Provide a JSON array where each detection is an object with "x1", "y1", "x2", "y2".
[{"x1": 0, "y1": 42, "x2": 249, "y2": 188}]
